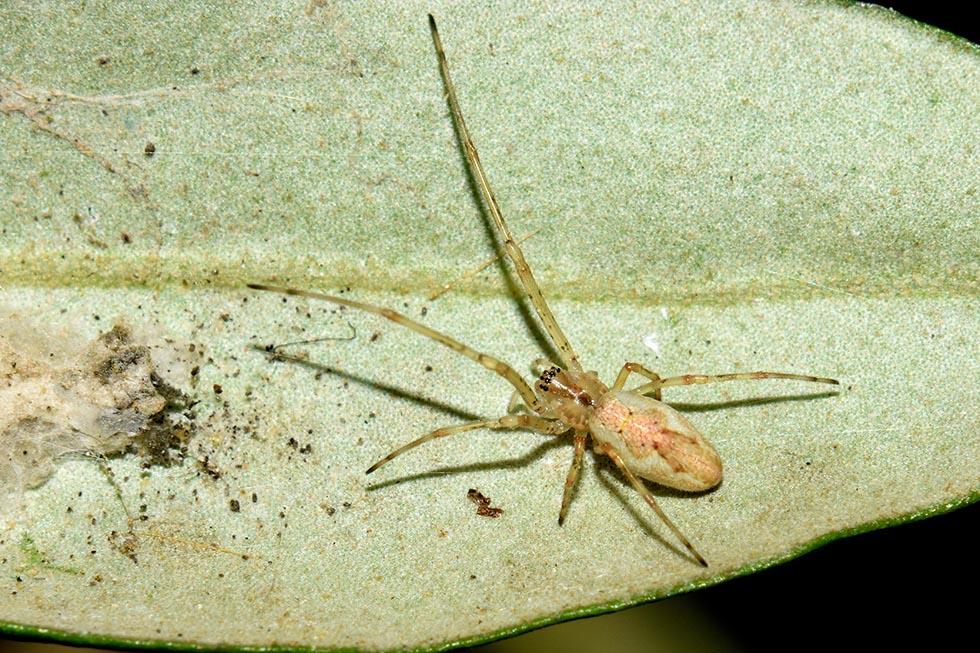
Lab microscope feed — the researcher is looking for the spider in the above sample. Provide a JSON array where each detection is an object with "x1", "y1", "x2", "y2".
[{"x1": 249, "y1": 14, "x2": 839, "y2": 566}]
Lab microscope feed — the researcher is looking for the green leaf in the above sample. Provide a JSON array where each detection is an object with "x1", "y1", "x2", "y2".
[{"x1": 2, "y1": 1, "x2": 978, "y2": 651}]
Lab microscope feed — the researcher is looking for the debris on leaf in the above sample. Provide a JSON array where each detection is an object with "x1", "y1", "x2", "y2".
[{"x1": 1, "y1": 316, "x2": 193, "y2": 502}]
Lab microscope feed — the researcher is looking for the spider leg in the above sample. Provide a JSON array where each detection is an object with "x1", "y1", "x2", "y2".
[
  {"x1": 428, "y1": 14, "x2": 583, "y2": 374},
  {"x1": 557, "y1": 430, "x2": 588, "y2": 525},
  {"x1": 366, "y1": 413, "x2": 568, "y2": 474},
  {"x1": 597, "y1": 442, "x2": 709, "y2": 567},
  {"x1": 615, "y1": 362, "x2": 838, "y2": 397},
  {"x1": 248, "y1": 283, "x2": 543, "y2": 411},
  {"x1": 428, "y1": 229, "x2": 540, "y2": 300},
  {"x1": 612, "y1": 362, "x2": 662, "y2": 399}
]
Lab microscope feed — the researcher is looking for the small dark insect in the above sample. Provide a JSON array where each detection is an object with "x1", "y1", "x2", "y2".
[{"x1": 467, "y1": 488, "x2": 503, "y2": 518}]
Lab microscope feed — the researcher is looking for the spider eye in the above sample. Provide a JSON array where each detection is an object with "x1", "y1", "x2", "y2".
[
  {"x1": 535, "y1": 366, "x2": 563, "y2": 391},
  {"x1": 539, "y1": 366, "x2": 560, "y2": 380}
]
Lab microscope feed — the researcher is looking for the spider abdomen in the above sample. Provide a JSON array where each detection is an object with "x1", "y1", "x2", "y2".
[{"x1": 589, "y1": 391, "x2": 723, "y2": 492}]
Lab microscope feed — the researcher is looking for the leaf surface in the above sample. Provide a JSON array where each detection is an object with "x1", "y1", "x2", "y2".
[{"x1": 1, "y1": 1, "x2": 978, "y2": 650}]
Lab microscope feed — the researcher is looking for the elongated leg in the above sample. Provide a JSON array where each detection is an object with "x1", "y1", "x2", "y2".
[
  {"x1": 558, "y1": 430, "x2": 588, "y2": 525},
  {"x1": 428, "y1": 229, "x2": 540, "y2": 300},
  {"x1": 612, "y1": 362, "x2": 662, "y2": 399},
  {"x1": 615, "y1": 362, "x2": 839, "y2": 398},
  {"x1": 428, "y1": 15, "x2": 582, "y2": 373},
  {"x1": 249, "y1": 283, "x2": 543, "y2": 411},
  {"x1": 366, "y1": 413, "x2": 569, "y2": 474},
  {"x1": 597, "y1": 443, "x2": 708, "y2": 567}
]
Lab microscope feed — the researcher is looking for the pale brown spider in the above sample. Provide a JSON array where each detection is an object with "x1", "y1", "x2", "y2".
[{"x1": 250, "y1": 14, "x2": 839, "y2": 566}]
